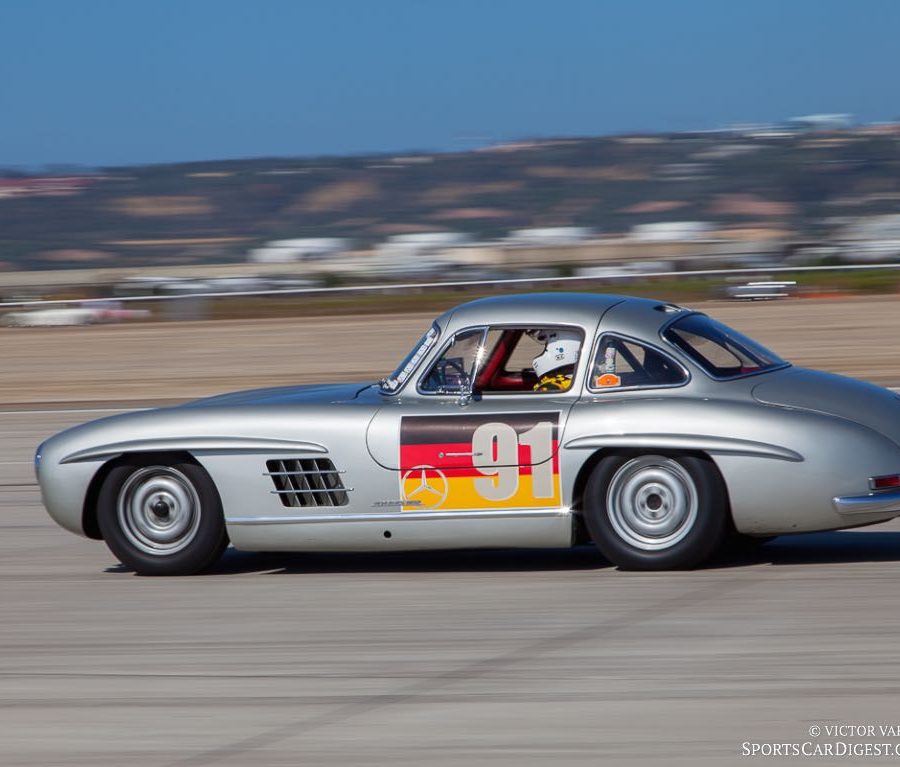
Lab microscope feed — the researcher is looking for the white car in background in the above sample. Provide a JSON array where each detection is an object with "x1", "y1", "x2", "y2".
[{"x1": 1, "y1": 305, "x2": 150, "y2": 327}]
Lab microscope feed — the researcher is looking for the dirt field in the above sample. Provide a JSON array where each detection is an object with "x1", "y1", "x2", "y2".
[{"x1": 1, "y1": 295, "x2": 899, "y2": 406}]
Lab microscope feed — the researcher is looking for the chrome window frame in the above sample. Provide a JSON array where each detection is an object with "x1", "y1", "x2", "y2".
[
  {"x1": 379, "y1": 321, "x2": 443, "y2": 396},
  {"x1": 586, "y1": 331, "x2": 691, "y2": 394},
  {"x1": 416, "y1": 322, "x2": 588, "y2": 398},
  {"x1": 416, "y1": 325, "x2": 489, "y2": 397}
]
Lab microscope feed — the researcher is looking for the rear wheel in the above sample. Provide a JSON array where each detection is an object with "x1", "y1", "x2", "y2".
[
  {"x1": 582, "y1": 453, "x2": 728, "y2": 570},
  {"x1": 97, "y1": 457, "x2": 228, "y2": 575}
]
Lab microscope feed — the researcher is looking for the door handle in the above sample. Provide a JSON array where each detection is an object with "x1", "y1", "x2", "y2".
[{"x1": 438, "y1": 451, "x2": 483, "y2": 458}]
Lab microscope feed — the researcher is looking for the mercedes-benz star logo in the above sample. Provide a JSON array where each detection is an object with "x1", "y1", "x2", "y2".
[{"x1": 401, "y1": 465, "x2": 449, "y2": 510}]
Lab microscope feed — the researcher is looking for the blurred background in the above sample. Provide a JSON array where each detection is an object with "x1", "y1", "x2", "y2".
[{"x1": 1, "y1": 0, "x2": 900, "y2": 394}]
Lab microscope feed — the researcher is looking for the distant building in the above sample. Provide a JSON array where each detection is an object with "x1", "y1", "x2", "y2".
[
  {"x1": 375, "y1": 232, "x2": 473, "y2": 260},
  {"x1": 657, "y1": 163, "x2": 710, "y2": 181},
  {"x1": 576, "y1": 261, "x2": 673, "y2": 279},
  {"x1": 0, "y1": 176, "x2": 97, "y2": 199},
  {"x1": 787, "y1": 114, "x2": 853, "y2": 132},
  {"x1": 248, "y1": 238, "x2": 350, "y2": 263},
  {"x1": 840, "y1": 214, "x2": 900, "y2": 241},
  {"x1": 381, "y1": 232, "x2": 472, "y2": 249},
  {"x1": 364, "y1": 232, "x2": 474, "y2": 276},
  {"x1": 630, "y1": 222, "x2": 713, "y2": 242},
  {"x1": 837, "y1": 214, "x2": 900, "y2": 262},
  {"x1": 504, "y1": 227, "x2": 594, "y2": 246}
]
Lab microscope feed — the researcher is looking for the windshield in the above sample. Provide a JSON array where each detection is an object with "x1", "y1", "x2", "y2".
[
  {"x1": 662, "y1": 314, "x2": 787, "y2": 379},
  {"x1": 380, "y1": 323, "x2": 440, "y2": 392}
]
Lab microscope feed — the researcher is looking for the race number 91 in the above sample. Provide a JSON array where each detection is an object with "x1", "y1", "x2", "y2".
[{"x1": 400, "y1": 413, "x2": 562, "y2": 511}]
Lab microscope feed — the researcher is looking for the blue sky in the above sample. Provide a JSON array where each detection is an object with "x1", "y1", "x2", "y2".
[{"x1": 0, "y1": 0, "x2": 896, "y2": 167}]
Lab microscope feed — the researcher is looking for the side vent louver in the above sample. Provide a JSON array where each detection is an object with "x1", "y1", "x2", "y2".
[{"x1": 265, "y1": 459, "x2": 350, "y2": 508}]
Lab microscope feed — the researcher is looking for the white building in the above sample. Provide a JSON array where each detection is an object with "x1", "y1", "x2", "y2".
[
  {"x1": 248, "y1": 238, "x2": 350, "y2": 263},
  {"x1": 380, "y1": 232, "x2": 473, "y2": 250},
  {"x1": 787, "y1": 114, "x2": 853, "y2": 132},
  {"x1": 630, "y1": 222, "x2": 713, "y2": 242},
  {"x1": 504, "y1": 227, "x2": 594, "y2": 246},
  {"x1": 840, "y1": 214, "x2": 900, "y2": 241},
  {"x1": 838, "y1": 215, "x2": 900, "y2": 262},
  {"x1": 364, "y1": 232, "x2": 474, "y2": 276}
]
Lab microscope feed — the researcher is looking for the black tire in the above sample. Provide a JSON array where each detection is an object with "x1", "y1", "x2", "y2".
[
  {"x1": 582, "y1": 452, "x2": 728, "y2": 570},
  {"x1": 97, "y1": 457, "x2": 228, "y2": 576}
]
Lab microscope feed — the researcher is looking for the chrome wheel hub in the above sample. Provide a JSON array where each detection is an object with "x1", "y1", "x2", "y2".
[
  {"x1": 117, "y1": 467, "x2": 201, "y2": 556},
  {"x1": 606, "y1": 456, "x2": 698, "y2": 551}
]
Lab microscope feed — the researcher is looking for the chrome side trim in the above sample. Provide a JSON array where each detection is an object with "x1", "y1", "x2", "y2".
[
  {"x1": 60, "y1": 437, "x2": 328, "y2": 464},
  {"x1": 833, "y1": 489, "x2": 900, "y2": 516},
  {"x1": 226, "y1": 508, "x2": 570, "y2": 526},
  {"x1": 270, "y1": 487, "x2": 355, "y2": 495},
  {"x1": 563, "y1": 434, "x2": 803, "y2": 462},
  {"x1": 264, "y1": 469, "x2": 346, "y2": 476}
]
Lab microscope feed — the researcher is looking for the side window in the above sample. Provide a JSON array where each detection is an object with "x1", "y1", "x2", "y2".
[
  {"x1": 476, "y1": 327, "x2": 584, "y2": 394},
  {"x1": 590, "y1": 335, "x2": 687, "y2": 391},
  {"x1": 420, "y1": 328, "x2": 488, "y2": 393},
  {"x1": 502, "y1": 331, "x2": 544, "y2": 373}
]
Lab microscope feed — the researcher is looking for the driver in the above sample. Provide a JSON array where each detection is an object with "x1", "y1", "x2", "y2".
[{"x1": 530, "y1": 329, "x2": 581, "y2": 392}]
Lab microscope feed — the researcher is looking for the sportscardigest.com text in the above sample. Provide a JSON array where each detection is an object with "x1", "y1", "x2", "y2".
[{"x1": 743, "y1": 725, "x2": 900, "y2": 758}]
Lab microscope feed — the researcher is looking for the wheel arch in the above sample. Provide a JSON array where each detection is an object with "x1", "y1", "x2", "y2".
[
  {"x1": 570, "y1": 446, "x2": 734, "y2": 529},
  {"x1": 81, "y1": 450, "x2": 201, "y2": 540}
]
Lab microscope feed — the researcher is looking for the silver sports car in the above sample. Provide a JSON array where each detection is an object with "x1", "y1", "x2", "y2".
[{"x1": 35, "y1": 293, "x2": 900, "y2": 575}]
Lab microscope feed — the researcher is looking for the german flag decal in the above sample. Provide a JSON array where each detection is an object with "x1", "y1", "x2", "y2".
[{"x1": 399, "y1": 412, "x2": 561, "y2": 512}]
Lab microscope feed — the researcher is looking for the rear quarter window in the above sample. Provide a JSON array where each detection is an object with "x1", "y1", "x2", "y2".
[
  {"x1": 590, "y1": 335, "x2": 687, "y2": 391},
  {"x1": 663, "y1": 314, "x2": 787, "y2": 379}
]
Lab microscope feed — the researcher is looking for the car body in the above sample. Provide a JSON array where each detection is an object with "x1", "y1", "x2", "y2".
[{"x1": 35, "y1": 292, "x2": 900, "y2": 574}]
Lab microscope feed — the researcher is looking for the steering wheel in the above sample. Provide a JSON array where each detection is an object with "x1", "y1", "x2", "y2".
[{"x1": 426, "y1": 357, "x2": 469, "y2": 390}]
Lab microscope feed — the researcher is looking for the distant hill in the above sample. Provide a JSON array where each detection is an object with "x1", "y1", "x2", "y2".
[{"x1": 2, "y1": 127, "x2": 900, "y2": 271}]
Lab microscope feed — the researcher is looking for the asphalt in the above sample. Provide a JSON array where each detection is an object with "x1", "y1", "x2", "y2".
[{"x1": 3, "y1": 409, "x2": 900, "y2": 766}]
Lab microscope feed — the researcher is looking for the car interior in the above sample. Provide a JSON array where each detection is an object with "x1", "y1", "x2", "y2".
[
  {"x1": 475, "y1": 328, "x2": 584, "y2": 393},
  {"x1": 591, "y1": 336, "x2": 687, "y2": 389}
]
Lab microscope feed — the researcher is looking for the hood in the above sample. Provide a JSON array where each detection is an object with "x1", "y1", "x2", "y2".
[
  {"x1": 752, "y1": 368, "x2": 900, "y2": 446},
  {"x1": 38, "y1": 381, "x2": 381, "y2": 469},
  {"x1": 182, "y1": 381, "x2": 374, "y2": 408}
]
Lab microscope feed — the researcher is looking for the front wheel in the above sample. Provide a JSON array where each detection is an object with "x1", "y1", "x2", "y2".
[
  {"x1": 582, "y1": 453, "x2": 728, "y2": 570},
  {"x1": 97, "y1": 458, "x2": 228, "y2": 575}
]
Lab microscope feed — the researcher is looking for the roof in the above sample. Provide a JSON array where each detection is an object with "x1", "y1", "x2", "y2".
[
  {"x1": 445, "y1": 292, "x2": 624, "y2": 326},
  {"x1": 438, "y1": 292, "x2": 666, "y2": 331}
]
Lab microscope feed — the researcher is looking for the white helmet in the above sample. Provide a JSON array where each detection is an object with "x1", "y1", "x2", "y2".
[{"x1": 531, "y1": 329, "x2": 581, "y2": 378}]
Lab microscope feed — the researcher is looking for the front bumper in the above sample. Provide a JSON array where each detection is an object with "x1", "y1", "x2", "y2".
[{"x1": 833, "y1": 488, "x2": 900, "y2": 516}]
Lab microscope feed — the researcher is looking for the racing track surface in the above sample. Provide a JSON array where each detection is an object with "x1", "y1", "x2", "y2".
[
  {"x1": 5, "y1": 296, "x2": 900, "y2": 765},
  {"x1": 4, "y1": 409, "x2": 900, "y2": 766}
]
